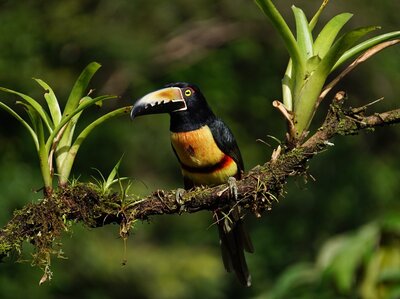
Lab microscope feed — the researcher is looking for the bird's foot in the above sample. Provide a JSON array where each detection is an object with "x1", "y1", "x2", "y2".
[
  {"x1": 216, "y1": 177, "x2": 239, "y2": 199},
  {"x1": 228, "y1": 176, "x2": 238, "y2": 201},
  {"x1": 175, "y1": 188, "x2": 187, "y2": 213}
]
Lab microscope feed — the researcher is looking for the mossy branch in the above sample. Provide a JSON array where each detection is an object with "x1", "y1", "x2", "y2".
[{"x1": 1, "y1": 92, "x2": 400, "y2": 269}]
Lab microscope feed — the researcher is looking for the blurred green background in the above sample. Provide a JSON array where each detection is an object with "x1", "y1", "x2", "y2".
[{"x1": 0, "y1": 0, "x2": 399, "y2": 298}]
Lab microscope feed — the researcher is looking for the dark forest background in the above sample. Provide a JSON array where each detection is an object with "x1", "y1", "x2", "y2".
[{"x1": 0, "y1": 0, "x2": 399, "y2": 298}]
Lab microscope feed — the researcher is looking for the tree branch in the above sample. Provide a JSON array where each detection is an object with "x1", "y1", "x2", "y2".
[{"x1": 1, "y1": 92, "x2": 400, "y2": 266}]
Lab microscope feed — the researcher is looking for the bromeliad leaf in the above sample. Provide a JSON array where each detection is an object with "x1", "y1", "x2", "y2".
[
  {"x1": 46, "y1": 94, "x2": 117, "y2": 154},
  {"x1": 292, "y1": 6, "x2": 313, "y2": 60},
  {"x1": 15, "y1": 101, "x2": 53, "y2": 193},
  {"x1": 34, "y1": 78, "x2": 62, "y2": 126},
  {"x1": 0, "y1": 87, "x2": 54, "y2": 133},
  {"x1": 313, "y1": 13, "x2": 353, "y2": 59},
  {"x1": 0, "y1": 101, "x2": 39, "y2": 150},
  {"x1": 333, "y1": 31, "x2": 400, "y2": 70},
  {"x1": 16, "y1": 101, "x2": 41, "y2": 133},
  {"x1": 62, "y1": 62, "x2": 101, "y2": 118},
  {"x1": 59, "y1": 106, "x2": 130, "y2": 185},
  {"x1": 91, "y1": 156, "x2": 129, "y2": 195},
  {"x1": 306, "y1": 55, "x2": 321, "y2": 75},
  {"x1": 106, "y1": 156, "x2": 124, "y2": 189},
  {"x1": 255, "y1": 0, "x2": 302, "y2": 68},
  {"x1": 317, "y1": 26, "x2": 380, "y2": 76},
  {"x1": 309, "y1": 0, "x2": 329, "y2": 31},
  {"x1": 56, "y1": 62, "x2": 102, "y2": 170}
]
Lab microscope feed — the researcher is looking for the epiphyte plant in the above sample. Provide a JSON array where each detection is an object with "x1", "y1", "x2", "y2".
[
  {"x1": 255, "y1": 0, "x2": 400, "y2": 144},
  {"x1": 0, "y1": 62, "x2": 130, "y2": 196}
]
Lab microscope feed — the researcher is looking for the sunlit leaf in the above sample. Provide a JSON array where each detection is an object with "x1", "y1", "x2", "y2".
[
  {"x1": 34, "y1": 78, "x2": 62, "y2": 126},
  {"x1": 306, "y1": 55, "x2": 321, "y2": 75},
  {"x1": 56, "y1": 62, "x2": 101, "y2": 173},
  {"x1": 313, "y1": 13, "x2": 353, "y2": 59},
  {"x1": 282, "y1": 60, "x2": 293, "y2": 110},
  {"x1": 50, "y1": 95, "x2": 117, "y2": 165},
  {"x1": 34, "y1": 108, "x2": 53, "y2": 193},
  {"x1": 333, "y1": 31, "x2": 400, "y2": 70},
  {"x1": 293, "y1": 26, "x2": 379, "y2": 130},
  {"x1": 292, "y1": 6, "x2": 313, "y2": 60},
  {"x1": 317, "y1": 26, "x2": 380, "y2": 76},
  {"x1": 255, "y1": 0, "x2": 303, "y2": 68},
  {"x1": 62, "y1": 62, "x2": 101, "y2": 118},
  {"x1": 105, "y1": 156, "x2": 124, "y2": 191},
  {"x1": 16, "y1": 102, "x2": 53, "y2": 192},
  {"x1": 57, "y1": 105, "x2": 129, "y2": 185},
  {"x1": 309, "y1": 0, "x2": 329, "y2": 31}
]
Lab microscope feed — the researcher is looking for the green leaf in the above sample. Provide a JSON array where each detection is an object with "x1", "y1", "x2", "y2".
[
  {"x1": 62, "y1": 96, "x2": 93, "y2": 149},
  {"x1": 318, "y1": 26, "x2": 380, "y2": 75},
  {"x1": 34, "y1": 78, "x2": 62, "y2": 126},
  {"x1": 293, "y1": 26, "x2": 380, "y2": 136},
  {"x1": 256, "y1": 0, "x2": 306, "y2": 110},
  {"x1": 282, "y1": 60, "x2": 293, "y2": 111},
  {"x1": 313, "y1": 13, "x2": 353, "y2": 59},
  {"x1": 14, "y1": 102, "x2": 53, "y2": 193},
  {"x1": 0, "y1": 87, "x2": 53, "y2": 132},
  {"x1": 305, "y1": 55, "x2": 321, "y2": 75},
  {"x1": 56, "y1": 62, "x2": 101, "y2": 173},
  {"x1": 292, "y1": 6, "x2": 313, "y2": 60},
  {"x1": 309, "y1": 0, "x2": 329, "y2": 31},
  {"x1": 255, "y1": 0, "x2": 303, "y2": 68},
  {"x1": 324, "y1": 224, "x2": 379, "y2": 292},
  {"x1": 55, "y1": 101, "x2": 125, "y2": 185},
  {"x1": 62, "y1": 62, "x2": 101, "y2": 118},
  {"x1": 333, "y1": 31, "x2": 400, "y2": 70},
  {"x1": 34, "y1": 109, "x2": 53, "y2": 193},
  {"x1": 0, "y1": 101, "x2": 39, "y2": 150},
  {"x1": 266, "y1": 263, "x2": 319, "y2": 298},
  {"x1": 16, "y1": 101, "x2": 40, "y2": 132},
  {"x1": 105, "y1": 156, "x2": 124, "y2": 190},
  {"x1": 46, "y1": 95, "x2": 117, "y2": 155}
]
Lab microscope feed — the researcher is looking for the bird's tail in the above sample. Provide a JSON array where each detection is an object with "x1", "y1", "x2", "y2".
[{"x1": 214, "y1": 208, "x2": 254, "y2": 287}]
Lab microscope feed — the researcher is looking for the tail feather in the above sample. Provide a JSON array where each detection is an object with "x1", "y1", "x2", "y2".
[{"x1": 215, "y1": 209, "x2": 253, "y2": 287}]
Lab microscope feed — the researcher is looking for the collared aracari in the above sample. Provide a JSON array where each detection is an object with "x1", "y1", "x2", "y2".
[{"x1": 130, "y1": 82, "x2": 254, "y2": 286}]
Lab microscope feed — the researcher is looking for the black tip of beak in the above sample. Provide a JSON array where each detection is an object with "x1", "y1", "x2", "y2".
[{"x1": 130, "y1": 105, "x2": 141, "y2": 120}]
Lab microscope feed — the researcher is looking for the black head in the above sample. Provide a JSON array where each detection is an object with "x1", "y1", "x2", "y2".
[{"x1": 131, "y1": 82, "x2": 215, "y2": 131}]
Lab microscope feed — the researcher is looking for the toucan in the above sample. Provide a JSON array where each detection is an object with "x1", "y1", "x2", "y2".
[{"x1": 130, "y1": 82, "x2": 254, "y2": 286}]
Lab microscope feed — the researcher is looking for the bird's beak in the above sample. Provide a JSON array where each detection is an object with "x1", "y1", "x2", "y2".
[{"x1": 130, "y1": 87, "x2": 187, "y2": 119}]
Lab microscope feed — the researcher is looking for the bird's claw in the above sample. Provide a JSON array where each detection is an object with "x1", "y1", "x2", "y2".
[
  {"x1": 175, "y1": 188, "x2": 186, "y2": 213},
  {"x1": 228, "y1": 177, "x2": 238, "y2": 201}
]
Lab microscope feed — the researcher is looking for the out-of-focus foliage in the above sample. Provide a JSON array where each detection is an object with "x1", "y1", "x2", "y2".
[
  {"x1": 0, "y1": 0, "x2": 399, "y2": 298},
  {"x1": 257, "y1": 214, "x2": 400, "y2": 299}
]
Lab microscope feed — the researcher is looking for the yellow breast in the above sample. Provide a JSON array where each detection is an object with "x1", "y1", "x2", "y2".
[{"x1": 170, "y1": 126, "x2": 225, "y2": 168}]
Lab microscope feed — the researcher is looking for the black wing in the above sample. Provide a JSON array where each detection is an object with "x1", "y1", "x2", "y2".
[{"x1": 208, "y1": 118, "x2": 244, "y2": 174}]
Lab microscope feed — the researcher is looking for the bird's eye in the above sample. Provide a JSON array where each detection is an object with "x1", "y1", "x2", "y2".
[{"x1": 184, "y1": 89, "x2": 192, "y2": 97}]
